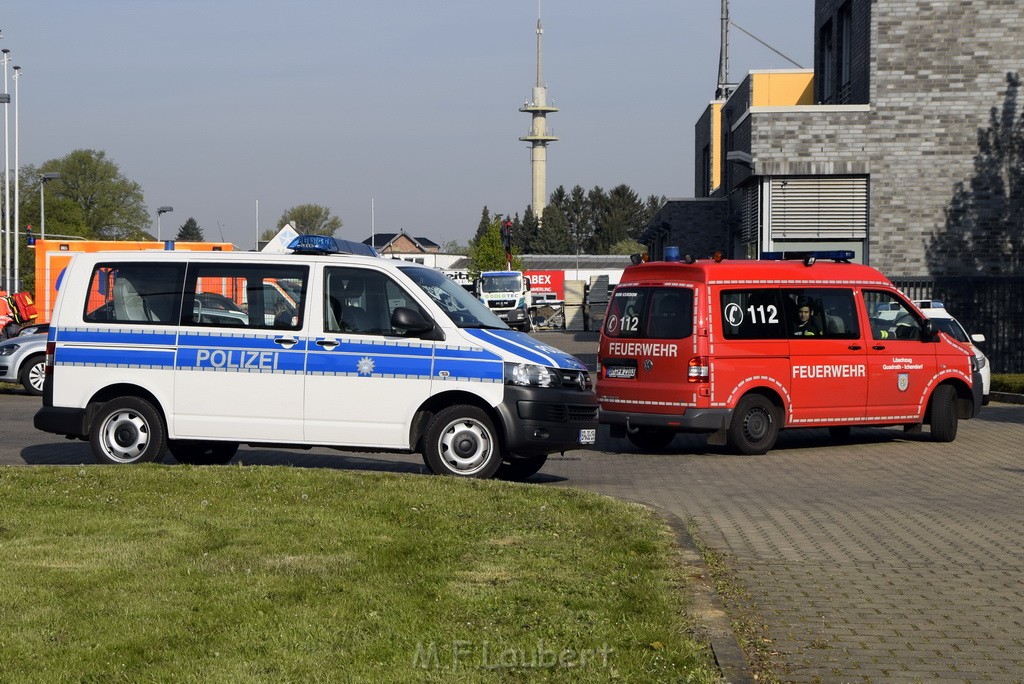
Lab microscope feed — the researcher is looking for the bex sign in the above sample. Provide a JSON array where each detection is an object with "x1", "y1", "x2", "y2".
[{"x1": 526, "y1": 270, "x2": 565, "y2": 298}]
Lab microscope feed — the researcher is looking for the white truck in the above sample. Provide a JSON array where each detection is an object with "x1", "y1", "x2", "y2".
[{"x1": 475, "y1": 271, "x2": 532, "y2": 331}]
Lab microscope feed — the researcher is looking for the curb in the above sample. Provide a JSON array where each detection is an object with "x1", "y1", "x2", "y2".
[
  {"x1": 990, "y1": 391, "x2": 1024, "y2": 405},
  {"x1": 650, "y1": 505, "x2": 755, "y2": 684}
]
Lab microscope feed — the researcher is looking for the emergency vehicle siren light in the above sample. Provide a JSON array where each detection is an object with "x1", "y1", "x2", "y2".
[
  {"x1": 664, "y1": 246, "x2": 681, "y2": 262},
  {"x1": 761, "y1": 250, "x2": 855, "y2": 262},
  {"x1": 629, "y1": 251, "x2": 650, "y2": 265},
  {"x1": 287, "y1": 235, "x2": 380, "y2": 257}
]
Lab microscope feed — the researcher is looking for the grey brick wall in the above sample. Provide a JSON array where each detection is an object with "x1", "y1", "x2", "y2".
[{"x1": 865, "y1": 0, "x2": 1023, "y2": 276}]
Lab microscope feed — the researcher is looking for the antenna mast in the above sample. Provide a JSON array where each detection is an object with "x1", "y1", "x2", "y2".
[{"x1": 717, "y1": 0, "x2": 731, "y2": 99}]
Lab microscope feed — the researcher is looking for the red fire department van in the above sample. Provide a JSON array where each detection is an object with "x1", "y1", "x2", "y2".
[{"x1": 597, "y1": 250, "x2": 983, "y2": 454}]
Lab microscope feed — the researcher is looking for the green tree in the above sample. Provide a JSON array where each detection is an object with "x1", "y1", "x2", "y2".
[
  {"x1": 475, "y1": 206, "x2": 493, "y2": 241},
  {"x1": 176, "y1": 217, "x2": 204, "y2": 242},
  {"x1": 468, "y1": 219, "x2": 523, "y2": 276},
  {"x1": 440, "y1": 239, "x2": 467, "y2": 254},
  {"x1": 532, "y1": 204, "x2": 573, "y2": 254},
  {"x1": 607, "y1": 238, "x2": 646, "y2": 255},
  {"x1": 518, "y1": 207, "x2": 539, "y2": 253},
  {"x1": 276, "y1": 203, "x2": 342, "y2": 236},
  {"x1": 39, "y1": 150, "x2": 150, "y2": 239}
]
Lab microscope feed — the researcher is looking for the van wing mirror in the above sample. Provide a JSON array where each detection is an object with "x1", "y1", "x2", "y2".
[
  {"x1": 391, "y1": 307, "x2": 434, "y2": 334},
  {"x1": 922, "y1": 319, "x2": 939, "y2": 340}
]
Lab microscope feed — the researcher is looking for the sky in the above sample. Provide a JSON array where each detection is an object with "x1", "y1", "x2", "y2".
[{"x1": 2, "y1": 0, "x2": 814, "y2": 249}]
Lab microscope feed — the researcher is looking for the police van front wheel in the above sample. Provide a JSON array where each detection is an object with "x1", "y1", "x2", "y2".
[
  {"x1": 423, "y1": 405, "x2": 503, "y2": 478},
  {"x1": 90, "y1": 397, "x2": 167, "y2": 465},
  {"x1": 727, "y1": 394, "x2": 779, "y2": 456}
]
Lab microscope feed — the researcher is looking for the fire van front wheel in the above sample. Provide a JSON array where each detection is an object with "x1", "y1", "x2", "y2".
[
  {"x1": 930, "y1": 384, "x2": 959, "y2": 442},
  {"x1": 90, "y1": 397, "x2": 167, "y2": 465},
  {"x1": 423, "y1": 405, "x2": 502, "y2": 478},
  {"x1": 727, "y1": 394, "x2": 779, "y2": 456}
]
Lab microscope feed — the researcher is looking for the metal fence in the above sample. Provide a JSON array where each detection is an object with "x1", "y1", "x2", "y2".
[{"x1": 892, "y1": 276, "x2": 1024, "y2": 374}]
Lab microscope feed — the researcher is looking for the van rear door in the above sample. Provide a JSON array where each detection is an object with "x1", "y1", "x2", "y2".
[{"x1": 600, "y1": 286, "x2": 696, "y2": 414}]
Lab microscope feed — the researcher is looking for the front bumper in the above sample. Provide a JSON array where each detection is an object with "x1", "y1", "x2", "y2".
[{"x1": 496, "y1": 385, "x2": 599, "y2": 456}]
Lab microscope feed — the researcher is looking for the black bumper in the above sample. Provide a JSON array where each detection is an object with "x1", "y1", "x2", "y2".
[
  {"x1": 34, "y1": 406, "x2": 89, "y2": 439},
  {"x1": 496, "y1": 385, "x2": 599, "y2": 456},
  {"x1": 600, "y1": 407, "x2": 732, "y2": 433}
]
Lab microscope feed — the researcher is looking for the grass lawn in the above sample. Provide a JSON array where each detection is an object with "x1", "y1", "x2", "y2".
[{"x1": 0, "y1": 465, "x2": 721, "y2": 683}]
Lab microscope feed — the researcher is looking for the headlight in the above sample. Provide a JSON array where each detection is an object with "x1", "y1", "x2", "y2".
[
  {"x1": 0, "y1": 344, "x2": 19, "y2": 356},
  {"x1": 976, "y1": 354, "x2": 987, "y2": 369},
  {"x1": 505, "y1": 362, "x2": 558, "y2": 387}
]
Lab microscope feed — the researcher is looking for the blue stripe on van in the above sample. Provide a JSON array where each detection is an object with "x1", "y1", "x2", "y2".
[
  {"x1": 59, "y1": 346, "x2": 176, "y2": 369},
  {"x1": 307, "y1": 351, "x2": 435, "y2": 378},
  {"x1": 462, "y1": 329, "x2": 586, "y2": 370}
]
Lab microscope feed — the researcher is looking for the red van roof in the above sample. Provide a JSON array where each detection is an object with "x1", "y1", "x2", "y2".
[{"x1": 617, "y1": 259, "x2": 893, "y2": 287}]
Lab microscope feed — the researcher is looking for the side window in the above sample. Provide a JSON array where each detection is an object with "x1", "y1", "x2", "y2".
[
  {"x1": 182, "y1": 263, "x2": 309, "y2": 330},
  {"x1": 782, "y1": 288, "x2": 860, "y2": 339},
  {"x1": 324, "y1": 267, "x2": 424, "y2": 336},
  {"x1": 863, "y1": 290, "x2": 922, "y2": 341},
  {"x1": 720, "y1": 289, "x2": 787, "y2": 339},
  {"x1": 604, "y1": 287, "x2": 693, "y2": 340},
  {"x1": 83, "y1": 262, "x2": 185, "y2": 324}
]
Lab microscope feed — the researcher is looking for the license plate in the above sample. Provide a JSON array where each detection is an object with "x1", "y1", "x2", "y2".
[
  {"x1": 606, "y1": 366, "x2": 636, "y2": 378},
  {"x1": 579, "y1": 429, "x2": 596, "y2": 445}
]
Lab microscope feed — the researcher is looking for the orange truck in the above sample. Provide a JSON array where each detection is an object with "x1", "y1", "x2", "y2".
[{"x1": 32, "y1": 239, "x2": 234, "y2": 324}]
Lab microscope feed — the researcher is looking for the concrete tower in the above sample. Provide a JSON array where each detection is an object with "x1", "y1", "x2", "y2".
[{"x1": 519, "y1": 17, "x2": 558, "y2": 220}]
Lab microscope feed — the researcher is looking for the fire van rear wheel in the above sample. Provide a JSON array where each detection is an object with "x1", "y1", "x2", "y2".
[
  {"x1": 930, "y1": 384, "x2": 959, "y2": 442},
  {"x1": 90, "y1": 396, "x2": 167, "y2": 465},
  {"x1": 727, "y1": 394, "x2": 779, "y2": 455},
  {"x1": 423, "y1": 405, "x2": 502, "y2": 478}
]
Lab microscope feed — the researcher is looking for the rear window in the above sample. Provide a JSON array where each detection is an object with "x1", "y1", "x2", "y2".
[{"x1": 604, "y1": 287, "x2": 693, "y2": 339}]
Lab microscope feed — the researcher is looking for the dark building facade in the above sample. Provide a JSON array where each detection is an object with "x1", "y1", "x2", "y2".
[{"x1": 644, "y1": 0, "x2": 1024, "y2": 278}]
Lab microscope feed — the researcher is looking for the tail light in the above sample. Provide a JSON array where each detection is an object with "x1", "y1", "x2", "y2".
[
  {"x1": 45, "y1": 341, "x2": 55, "y2": 377},
  {"x1": 688, "y1": 356, "x2": 709, "y2": 383}
]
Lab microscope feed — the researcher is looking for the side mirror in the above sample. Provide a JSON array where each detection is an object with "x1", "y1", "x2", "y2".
[
  {"x1": 922, "y1": 319, "x2": 939, "y2": 340},
  {"x1": 971, "y1": 332, "x2": 986, "y2": 344},
  {"x1": 391, "y1": 306, "x2": 434, "y2": 334},
  {"x1": 524, "y1": 277, "x2": 531, "y2": 291}
]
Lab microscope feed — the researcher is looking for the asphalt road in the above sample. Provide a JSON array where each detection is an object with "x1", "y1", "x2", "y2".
[{"x1": 3, "y1": 336, "x2": 1023, "y2": 682}]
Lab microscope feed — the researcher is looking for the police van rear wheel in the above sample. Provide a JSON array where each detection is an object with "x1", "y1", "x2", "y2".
[
  {"x1": 627, "y1": 427, "x2": 676, "y2": 452},
  {"x1": 168, "y1": 440, "x2": 239, "y2": 465},
  {"x1": 423, "y1": 405, "x2": 502, "y2": 478},
  {"x1": 930, "y1": 384, "x2": 958, "y2": 442},
  {"x1": 727, "y1": 394, "x2": 779, "y2": 456},
  {"x1": 90, "y1": 397, "x2": 167, "y2": 465}
]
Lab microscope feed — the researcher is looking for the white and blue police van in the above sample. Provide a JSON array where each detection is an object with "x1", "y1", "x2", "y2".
[{"x1": 34, "y1": 236, "x2": 598, "y2": 479}]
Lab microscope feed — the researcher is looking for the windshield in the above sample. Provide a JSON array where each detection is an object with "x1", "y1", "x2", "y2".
[
  {"x1": 930, "y1": 316, "x2": 969, "y2": 343},
  {"x1": 400, "y1": 266, "x2": 508, "y2": 330},
  {"x1": 480, "y1": 274, "x2": 523, "y2": 294}
]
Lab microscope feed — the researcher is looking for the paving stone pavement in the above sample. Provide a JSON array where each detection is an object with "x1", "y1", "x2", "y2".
[{"x1": 540, "y1": 407, "x2": 1024, "y2": 683}]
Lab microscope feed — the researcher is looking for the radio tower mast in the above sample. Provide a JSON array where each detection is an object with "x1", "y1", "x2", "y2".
[{"x1": 519, "y1": 13, "x2": 558, "y2": 221}]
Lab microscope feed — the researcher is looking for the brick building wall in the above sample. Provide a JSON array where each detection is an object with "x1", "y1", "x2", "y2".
[{"x1": 860, "y1": 0, "x2": 1023, "y2": 276}]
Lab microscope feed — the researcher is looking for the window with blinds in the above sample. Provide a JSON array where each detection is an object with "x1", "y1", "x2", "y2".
[{"x1": 768, "y1": 177, "x2": 868, "y2": 239}]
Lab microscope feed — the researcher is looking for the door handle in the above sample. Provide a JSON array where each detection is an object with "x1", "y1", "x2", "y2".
[
  {"x1": 274, "y1": 337, "x2": 299, "y2": 348},
  {"x1": 316, "y1": 339, "x2": 339, "y2": 349},
  {"x1": 872, "y1": 345, "x2": 885, "y2": 350},
  {"x1": 848, "y1": 344, "x2": 862, "y2": 350}
]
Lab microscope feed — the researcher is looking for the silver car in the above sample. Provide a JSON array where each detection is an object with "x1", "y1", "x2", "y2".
[{"x1": 0, "y1": 333, "x2": 47, "y2": 396}]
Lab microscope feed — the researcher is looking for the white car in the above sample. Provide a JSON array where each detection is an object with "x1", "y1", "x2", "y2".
[{"x1": 915, "y1": 300, "x2": 990, "y2": 405}]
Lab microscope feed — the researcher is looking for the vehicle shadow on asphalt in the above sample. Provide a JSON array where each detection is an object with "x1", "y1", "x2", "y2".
[{"x1": 17, "y1": 443, "x2": 570, "y2": 483}]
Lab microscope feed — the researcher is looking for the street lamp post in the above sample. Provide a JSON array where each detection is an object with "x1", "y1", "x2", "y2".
[
  {"x1": 40, "y1": 172, "x2": 61, "y2": 240},
  {"x1": 156, "y1": 206, "x2": 174, "y2": 241},
  {"x1": 13, "y1": 64, "x2": 20, "y2": 289},
  {"x1": 2, "y1": 47, "x2": 10, "y2": 293}
]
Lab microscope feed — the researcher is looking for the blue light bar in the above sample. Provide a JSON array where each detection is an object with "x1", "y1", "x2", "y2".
[
  {"x1": 287, "y1": 235, "x2": 380, "y2": 257},
  {"x1": 761, "y1": 250, "x2": 855, "y2": 262}
]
